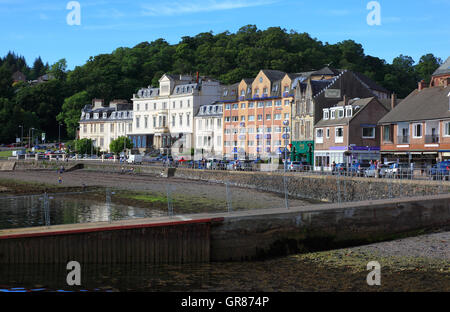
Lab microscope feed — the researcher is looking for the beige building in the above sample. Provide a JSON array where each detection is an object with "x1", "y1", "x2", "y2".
[{"x1": 79, "y1": 99, "x2": 133, "y2": 152}]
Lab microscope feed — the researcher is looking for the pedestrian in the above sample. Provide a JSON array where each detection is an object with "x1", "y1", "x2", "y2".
[
  {"x1": 332, "y1": 161, "x2": 336, "y2": 173},
  {"x1": 58, "y1": 175, "x2": 62, "y2": 184}
]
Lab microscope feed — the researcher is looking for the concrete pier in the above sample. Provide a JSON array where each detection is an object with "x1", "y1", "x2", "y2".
[{"x1": 1, "y1": 194, "x2": 450, "y2": 264}]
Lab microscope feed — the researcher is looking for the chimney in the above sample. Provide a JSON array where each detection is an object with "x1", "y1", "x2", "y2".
[
  {"x1": 391, "y1": 93, "x2": 397, "y2": 110},
  {"x1": 343, "y1": 94, "x2": 348, "y2": 106},
  {"x1": 418, "y1": 80, "x2": 427, "y2": 91}
]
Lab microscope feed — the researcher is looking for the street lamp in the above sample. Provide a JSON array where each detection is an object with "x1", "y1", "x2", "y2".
[
  {"x1": 28, "y1": 127, "x2": 35, "y2": 150},
  {"x1": 18, "y1": 125, "x2": 23, "y2": 147},
  {"x1": 58, "y1": 123, "x2": 62, "y2": 150}
]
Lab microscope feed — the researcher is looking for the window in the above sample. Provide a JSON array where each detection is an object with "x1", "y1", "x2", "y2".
[
  {"x1": 266, "y1": 101, "x2": 272, "y2": 107},
  {"x1": 144, "y1": 117, "x2": 148, "y2": 128},
  {"x1": 323, "y1": 110, "x2": 329, "y2": 120},
  {"x1": 136, "y1": 117, "x2": 140, "y2": 129},
  {"x1": 445, "y1": 122, "x2": 450, "y2": 136},
  {"x1": 225, "y1": 104, "x2": 231, "y2": 110},
  {"x1": 153, "y1": 116, "x2": 156, "y2": 128},
  {"x1": 275, "y1": 126, "x2": 282, "y2": 133},
  {"x1": 284, "y1": 100, "x2": 290, "y2": 106},
  {"x1": 275, "y1": 100, "x2": 282, "y2": 107},
  {"x1": 153, "y1": 103, "x2": 156, "y2": 110},
  {"x1": 331, "y1": 110, "x2": 336, "y2": 119},
  {"x1": 284, "y1": 113, "x2": 289, "y2": 119},
  {"x1": 232, "y1": 104, "x2": 238, "y2": 110},
  {"x1": 274, "y1": 114, "x2": 281, "y2": 120},
  {"x1": 179, "y1": 114, "x2": 183, "y2": 126},
  {"x1": 172, "y1": 115, "x2": 176, "y2": 127},
  {"x1": 346, "y1": 108, "x2": 352, "y2": 117},
  {"x1": 266, "y1": 127, "x2": 271, "y2": 133},
  {"x1": 241, "y1": 103, "x2": 246, "y2": 109},
  {"x1": 383, "y1": 125, "x2": 392, "y2": 142},
  {"x1": 248, "y1": 102, "x2": 254, "y2": 108},
  {"x1": 240, "y1": 90, "x2": 245, "y2": 96},
  {"x1": 248, "y1": 115, "x2": 255, "y2": 121},
  {"x1": 413, "y1": 123, "x2": 423, "y2": 138},
  {"x1": 362, "y1": 127, "x2": 375, "y2": 139},
  {"x1": 173, "y1": 102, "x2": 176, "y2": 109},
  {"x1": 241, "y1": 116, "x2": 245, "y2": 121},
  {"x1": 137, "y1": 104, "x2": 140, "y2": 111},
  {"x1": 266, "y1": 114, "x2": 271, "y2": 120},
  {"x1": 335, "y1": 127, "x2": 344, "y2": 143},
  {"x1": 255, "y1": 88, "x2": 259, "y2": 96},
  {"x1": 225, "y1": 117, "x2": 231, "y2": 122},
  {"x1": 187, "y1": 100, "x2": 190, "y2": 108},
  {"x1": 180, "y1": 101, "x2": 183, "y2": 108},
  {"x1": 145, "y1": 103, "x2": 148, "y2": 110},
  {"x1": 217, "y1": 136, "x2": 221, "y2": 146},
  {"x1": 316, "y1": 129, "x2": 323, "y2": 138},
  {"x1": 263, "y1": 88, "x2": 268, "y2": 95},
  {"x1": 326, "y1": 128, "x2": 330, "y2": 138},
  {"x1": 83, "y1": 125, "x2": 87, "y2": 133},
  {"x1": 232, "y1": 116, "x2": 239, "y2": 122},
  {"x1": 257, "y1": 114, "x2": 263, "y2": 121},
  {"x1": 338, "y1": 109, "x2": 344, "y2": 118},
  {"x1": 217, "y1": 119, "x2": 221, "y2": 127},
  {"x1": 187, "y1": 114, "x2": 190, "y2": 127},
  {"x1": 258, "y1": 102, "x2": 264, "y2": 108},
  {"x1": 100, "y1": 138, "x2": 104, "y2": 147}
]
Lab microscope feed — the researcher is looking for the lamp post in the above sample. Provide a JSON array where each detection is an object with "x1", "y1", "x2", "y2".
[
  {"x1": 28, "y1": 127, "x2": 35, "y2": 151},
  {"x1": 58, "y1": 123, "x2": 62, "y2": 150},
  {"x1": 18, "y1": 125, "x2": 23, "y2": 147}
]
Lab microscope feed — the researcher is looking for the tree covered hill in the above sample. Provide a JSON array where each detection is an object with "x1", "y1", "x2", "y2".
[{"x1": 0, "y1": 25, "x2": 443, "y2": 143}]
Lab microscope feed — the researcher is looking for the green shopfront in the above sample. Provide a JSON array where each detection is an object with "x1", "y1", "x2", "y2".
[{"x1": 291, "y1": 141, "x2": 314, "y2": 165}]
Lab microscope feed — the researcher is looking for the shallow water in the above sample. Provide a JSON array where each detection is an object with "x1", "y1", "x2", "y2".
[{"x1": 0, "y1": 194, "x2": 166, "y2": 230}]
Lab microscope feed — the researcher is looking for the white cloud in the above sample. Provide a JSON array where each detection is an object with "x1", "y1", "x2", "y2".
[{"x1": 141, "y1": 0, "x2": 278, "y2": 16}]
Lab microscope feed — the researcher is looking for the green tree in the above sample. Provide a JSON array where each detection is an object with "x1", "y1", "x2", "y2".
[
  {"x1": 74, "y1": 138, "x2": 99, "y2": 155},
  {"x1": 109, "y1": 136, "x2": 133, "y2": 155},
  {"x1": 415, "y1": 54, "x2": 442, "y2": 83},
  {"x1": 57, "y1": 91, "x2": 90, "y2": 138},
  {"x1": 48, "y1": 58, "x2": 67, "y2": 81}
]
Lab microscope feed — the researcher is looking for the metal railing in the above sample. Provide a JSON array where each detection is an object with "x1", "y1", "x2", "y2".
[{"x1": 397, "y1": 135, "x2": 410, "y2": 144}]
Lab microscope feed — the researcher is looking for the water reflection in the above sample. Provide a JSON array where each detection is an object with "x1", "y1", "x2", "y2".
[{"x1": 0, "y1": 194, "x2": 166, "y2": 230}]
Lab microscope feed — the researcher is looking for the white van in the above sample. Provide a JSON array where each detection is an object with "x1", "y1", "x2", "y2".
[{"x1": 127, "y1": 154, "x2": 143, "y2": 164}]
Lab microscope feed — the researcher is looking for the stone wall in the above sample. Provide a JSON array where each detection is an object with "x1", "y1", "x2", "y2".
[{"x1": 10, "y1": 160, "x2": 450, "y2": 203}]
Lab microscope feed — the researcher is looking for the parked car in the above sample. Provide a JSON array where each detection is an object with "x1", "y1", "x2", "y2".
[
  {"x1": 385, "y1": 163, "x2": 411, "y2": 178},
  {"x1": 364, "y1": 164, "x2": 390, "y2": 178},
  {"x1": 288, "y1": 161, "x2": 308, "y2": 172},
  {"x1": 429, "y1": 161, "x2": 450, "y2": 180},
  {"x1": 347, "y1": 162, "x2": 371, "y2": 176}
]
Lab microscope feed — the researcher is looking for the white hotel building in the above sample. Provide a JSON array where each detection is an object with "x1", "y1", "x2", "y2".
[
  {"x1": 79, "y1": 99, "x2": 133, "y2": 152},
  {"x1": 129, "y1": 74, "x2": 222, "y2": 154}
]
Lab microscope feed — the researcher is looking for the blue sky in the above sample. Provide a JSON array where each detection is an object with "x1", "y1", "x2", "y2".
[{"x1": 0, "y1": 0, "x2": 449, "y2": 70}]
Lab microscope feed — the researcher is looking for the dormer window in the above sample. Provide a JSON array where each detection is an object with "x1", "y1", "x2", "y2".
[
  {"x1": 330, "y1": 110, "x2": 335, "y2": 119},
  {"x1": 346, "y1": 107, "x2": 353, "y2": 117},
  {"x1": 323, "y1": 110, "x2": 329, "y2": 120},
  {"x1": 247, "y1": 87, "x2": 251, "y2": 94},
  {"x1": 93, "y1": 113, "x2": 99, "y2": 119},
  {"x1": 224, "y1": 90, "x2": 228, "y2": 96},
  {"x1": 338, "y1": 109, "x2": 344, "y2": 119},
  {"x1": 240, "y1": 90, "x2": 245, "y2": 96},
  {"x1": 102, "y1": 112, "x2": 107, "y2": 118}
]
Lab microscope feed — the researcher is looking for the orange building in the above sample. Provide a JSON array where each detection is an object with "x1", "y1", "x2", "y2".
[{"x1": 223, "y1": 70, "x2": 297, "y2": 160}]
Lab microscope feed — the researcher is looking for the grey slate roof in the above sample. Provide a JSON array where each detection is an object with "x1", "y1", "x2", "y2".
[
  {"x1": 261, "y1": 69, "x2": 286, "y2": 82},
  {"x1": 315, "y1": 97, "x2": 376, "y2": 127},
  {"x1": 378, "y1": 86, "x2": 450, "y2": 124},
  {"x1": 432, "y1": 57, "x2": 450, "y2": 76},
  {"x1": 312, "y1": 66, "x2": 341, "y2": 76},
  {"x1": 351, "y1": 71, "x2": 390, "y2": 94}
]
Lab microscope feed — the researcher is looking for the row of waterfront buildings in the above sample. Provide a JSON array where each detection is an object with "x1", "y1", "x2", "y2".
[{"x1": 79, "y1": 57, "x2": 450, "y2": 169}]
